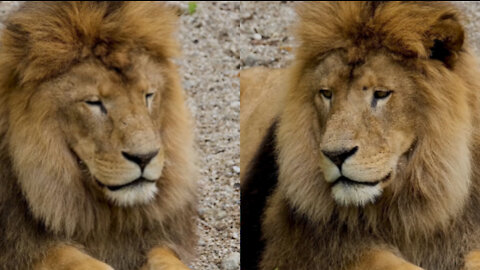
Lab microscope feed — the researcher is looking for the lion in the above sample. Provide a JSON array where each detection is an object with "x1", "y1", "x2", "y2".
[
  {"x1": 0, "y1": 2, "x2": 197, "y2": 270},
  {"x1": 241, "y1": 2, "x2": 480, "y2": 270}
]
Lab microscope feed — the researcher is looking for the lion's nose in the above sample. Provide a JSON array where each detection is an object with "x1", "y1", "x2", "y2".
[
  {"x1": 122, "y1": 150, "x2": 159, "y2": 171},
  {"x1": 321, "y1": 146, "x2": 358, "y2": 168}
]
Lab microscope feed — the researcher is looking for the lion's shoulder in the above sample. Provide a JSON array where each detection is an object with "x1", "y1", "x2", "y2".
[{"x1": 240, "y1": 67, "x2": 288, "y2": 179}]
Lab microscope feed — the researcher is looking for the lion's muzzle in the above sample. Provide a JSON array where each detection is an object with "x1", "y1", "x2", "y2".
[{"x1": 320, "y1": 143, "x2": 395, "y2": 206}]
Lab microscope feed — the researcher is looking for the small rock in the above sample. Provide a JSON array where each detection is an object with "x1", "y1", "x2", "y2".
[
  {"x1": 215, "y1": 223, "x2": 227, "y2": 231},
  {"x1": 233, "y1": 166, "x2": 240, "y2": 174},
  {"x1": 198, "y1": 207, "x2": 209, "y2": 220},
  {"x1": 241, "y1": 12, "x2": 253, "y2": 20},
  {"x1": 253, "y1": 33, "x2": 262, "y2": 40},
  {"x1": 230, "y1": 101, "x2": 240, "y2": 108},
  {"x1": 222, "y1": 252, "x2": 240, "y2": 270},
  {"x1": 244, "y1": 55, "x2": 261, "y2": 67},
  {"x1": 215, "y1": 210, "x2": 227, "y2": 220}
]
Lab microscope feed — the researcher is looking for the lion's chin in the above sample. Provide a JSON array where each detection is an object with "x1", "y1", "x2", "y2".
[
  {"x1": 102, "y1": 181, "x2": 158, "y2": 207},
  {"x1": 331, "y1": 181, "x2": 382, "y2": 206},
  {"x1": 330, "y1": 176, "x2": 389, "y2": 206}
]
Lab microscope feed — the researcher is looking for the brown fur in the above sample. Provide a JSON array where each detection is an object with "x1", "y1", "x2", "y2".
[
  {"x1": 241, "y1": 2, "x2": 480, "y2": 269},
  {"x1": 0, "y1": 2, "x2": 197, "y2": 270}
]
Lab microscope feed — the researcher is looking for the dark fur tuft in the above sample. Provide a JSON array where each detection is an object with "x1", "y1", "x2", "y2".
[{"x1": 241, "y1": 122, "x2": 279, "y2": 270}]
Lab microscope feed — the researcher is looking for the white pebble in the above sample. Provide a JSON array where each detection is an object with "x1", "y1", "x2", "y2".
[
  {"x1": 222, "y1": 252, "x2": 240, "y2": 270},
  {"x1": 230, "y1": 101, "x2": 240, "y2": 108}
]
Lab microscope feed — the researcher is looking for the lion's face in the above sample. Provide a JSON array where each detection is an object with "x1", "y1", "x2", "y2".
[
  {"x1": 12, "y1": 55, "x2": 169, "y2": 206},
  {"x1": 308, "y1": 52, "x2": 417, "y2": 206}
]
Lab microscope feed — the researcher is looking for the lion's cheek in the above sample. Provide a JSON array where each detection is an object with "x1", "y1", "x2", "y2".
[{"x1": 390, "y1": 130, "x2": 416, "y2": 157}]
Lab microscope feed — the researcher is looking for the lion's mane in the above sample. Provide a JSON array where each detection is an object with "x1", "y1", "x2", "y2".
[{"x1": 279, "y1": 0, "x2": 477, "y2": 237}]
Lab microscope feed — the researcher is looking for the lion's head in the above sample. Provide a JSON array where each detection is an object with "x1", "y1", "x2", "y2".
[
  {"x1": 276, "y1": 2, "x2": 478, "y2": 231},
  {"x1": 0, "y1": 2, "x2": 196, "y2": 235},
  {"x1": 12, "y1": 56, "x2": 170, "y2": 206},
  {"x1": 312, "y1": 52, "x2": 418, "y2": 206}
]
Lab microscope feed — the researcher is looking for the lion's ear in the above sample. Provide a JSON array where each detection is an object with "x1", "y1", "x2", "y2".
[{"x1": 425, "y1": 12, "x2": 464, "y2": 68}]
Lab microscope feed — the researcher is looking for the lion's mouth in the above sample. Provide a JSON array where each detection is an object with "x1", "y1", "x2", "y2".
[
  {"x1": 96, "y1": 177, "x2": 156, "y2": 191},
  {"x1": 331, "y1": 173, "x2": 391, "y2": 187}
]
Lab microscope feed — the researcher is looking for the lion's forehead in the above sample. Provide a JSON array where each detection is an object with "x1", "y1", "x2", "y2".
[
  {"x1": 52, "y1": 59, "x2": 163, "y2": 100},
  {"x1": 316, "y1": 52, "x2": 408, "y2": 87}
]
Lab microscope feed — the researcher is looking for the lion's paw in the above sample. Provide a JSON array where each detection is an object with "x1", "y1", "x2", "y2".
[
  {"x1": 141, "y1": 247, "x2": 190, "y2": 270},
  {"x1": 69, "y1": 258, "x2": 114, "y2": 270},
  {"x1": 395, "y1": 262, "x2": 424, "y2": 270},
  {"x1": 353, "y1": 249, "x2": 424, "y2": 270}
]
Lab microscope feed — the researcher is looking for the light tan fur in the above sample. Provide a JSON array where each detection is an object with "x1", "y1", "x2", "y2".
[
  {"x1": 351, "y1": 249, "x2": 422, "y2": 270},
  {"x1": 36, "y1": 245, "x2": 189, "y2": 270},
  {"x1": 35, "y1": 245, "x2": 113, "y2": 270},
  {"x1": 0, "y1": 2, "x2": 197, "y2": 270},
  {"x1": 141, "y1": 247, "x2": 191, "y2": 270},
  {"x1": 240, "y1": 67, "x2": 287, "y2": 180},
  {"x1": 242, "y1": 2, "x2": 480, "y2": 269},
  {"x1": 465, "y1": 251, "x2": 480, "y2": 270}
]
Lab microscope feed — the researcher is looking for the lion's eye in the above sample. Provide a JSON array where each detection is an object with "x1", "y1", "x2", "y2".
[
  {"x1": 373, "y1": 90, "x2": 393, "y2": 99},
  {"x1": 319, "y1": 89, "x2": 332, "y2": 100},
  {"x1": 85, "y1": 100, "x2": 107, "y2": 114}
]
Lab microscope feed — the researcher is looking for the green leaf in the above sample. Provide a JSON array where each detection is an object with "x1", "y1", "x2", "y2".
[{"x1": 188, "y1": 2, "x2": 197, "y2": 15}]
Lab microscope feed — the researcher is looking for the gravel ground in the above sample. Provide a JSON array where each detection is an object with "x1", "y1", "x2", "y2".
[
  {"x1": 457, "y1": 2, "x2": 480, "y2": 54},
  {"x1": 240, "y1": 2, "x2": 296, "y2": 70},
  {"x1": 0, "y1": 2, "x2": 479, "y2": 270},
  {"x1": 174, "y1": 2, "x2": 240, "y2": 270}
]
